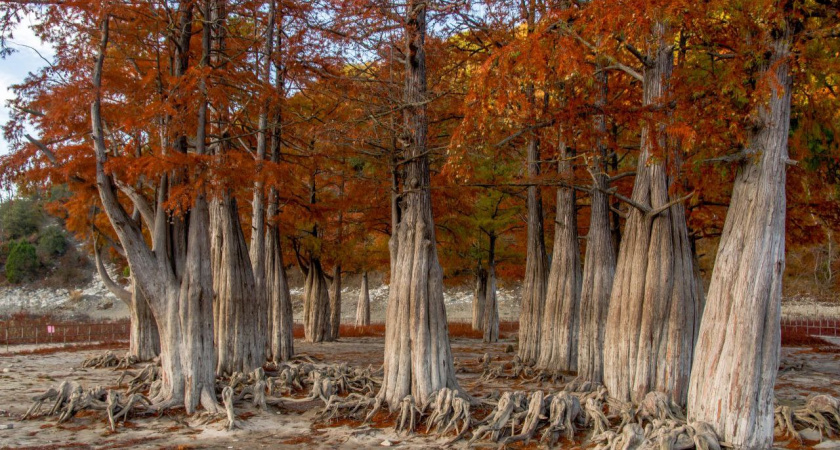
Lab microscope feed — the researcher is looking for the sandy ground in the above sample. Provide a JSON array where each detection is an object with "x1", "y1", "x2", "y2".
[{"x1": 0, "y1": 336, "x2": 838, "y2": 449}]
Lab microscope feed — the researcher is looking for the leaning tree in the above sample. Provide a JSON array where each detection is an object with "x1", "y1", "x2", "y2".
[{"x1": 686, "y1": 5, "x2": 804, "y2": 445}]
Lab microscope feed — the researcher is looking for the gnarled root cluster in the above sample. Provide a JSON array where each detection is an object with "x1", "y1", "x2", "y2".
[
  {"x1": 775, "y1": 394, "x2": 840, "y2": 442},
  {"x1": 22, "y1": 380, "x2": 150, "y2": 431},
  {"x1": 273, "y1": 362, "x2": 383, "y2": 424},
  {"x1": 478, "y1": 354, "x2": 564, "y2": 384},
  {"x1": 83, "y1": 351, "x2": 138, "y2": 370},
  {"x1": 118, "y1": 363, "x2": 160, "y2": 396}
]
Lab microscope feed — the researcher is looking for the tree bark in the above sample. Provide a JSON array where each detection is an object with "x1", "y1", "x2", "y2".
[
  {"x1": 94, "y1": 245, "x2": 160, "y2": 360},
  {"x1": 91, "y1": 14, "x2": 218, "y2": 413},
  {"x1": 355, "y1": 272, "x2": 371, "y2": 326},
  {"x1": 577, "y1": 65, "x2": 615, "y2": 384},
  {"x1": 518, "y1": 136, "x2": 549, "y2": 364},
  {"x1": 214, "y1": 194, "x2": 265, "y2": 375},
  {"x1": 483, "y1": 235, "x2": 499, "y2": 343},
  {"x1": 303, "y1": 258, "x2": 331, "y2": 343},
  {"x1": 266, "y1": 198, "x2": 294, "y2": 361},
  {"x1": 687, "y1": 32, "x2": 791, "y2": 449},
  {"x1": 265, "y1": 6, "x2": 293, "y2": 362},
  {"x1": 602, "y1": 23, "x2": 702, "y2": 407},
  {"x1": 329, "y1": 264, "x2": 342, "y2": 340},
  {"x1": 536, "y1": 143, "x2": 582, "y2": 371},
  {"x1": 472, "y1": 266, "x2": 487, "y2": 331},
  {"x1": 379, "y1": 0, "x2": 459, "y2": 409},
  {"x1": 517, "y1": 0, "x2": 548, "y2": 366},
  {"x1": 129, "y1": 281, "x2": 161, "y2": 361}
]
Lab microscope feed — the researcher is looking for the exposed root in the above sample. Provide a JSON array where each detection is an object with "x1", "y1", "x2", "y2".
[
  {"x1": 119, "y1": 363, "x2": 160, "y2": 395},
  {"x1": 394, "y1": 395, "x2": 422, "y2": 435},
  {"x1": 319, "y1": 393, "x2": 377, "y2": 422},
  {"x1": 775, "y1": 405, "x2": 802, "y2": 443},
  {"x1": 499, "y1": 390, "x2": 545, "y2": 445},
  {"x1": 426, "y1": 388, "x2": 470, "y2": 439},
  {"x1": 83, "y1": 351, "x2": 137, "y2": 370},
  {"x1": 23, "y1": 380, "x2": 150, "y2": 430},
  {"x1": 106, "y1": 391, "x2": 151, "y2": 431},
  {"x1": 222, "y1": 386, "x2": 238, "y2": 431},
  {"x1": 540, "y1": 391, "x2": 582, "y2": 445},
  {"x1": 635, "y1": 391, "x2": 684, "y2": 427},
  {"x1": 468, "y1": 391, "x2": 524, "y2": 444},
  {"x1": 786, "y1": 394, "x2": 840, "y2": 440},
  {"x1": 584, "y1": 397, "x2": 610, "y2": 437}
]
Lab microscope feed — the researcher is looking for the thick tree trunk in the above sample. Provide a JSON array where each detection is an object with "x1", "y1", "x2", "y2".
[
  {"x1": 518, "y1": 137, "x2": 549, "y2": 364},
  {"x1": 329, "y1": 264, "x2": 342, "y2": 340},
  {"x1": 472, "y1": 267, "x2": 487, "y2": 331},
  {"x1": 214, "y1": 194, "x2": 265, "y2": 375},
  {"x1": 379, "y1": 1, "x2": 459, "y2": 409},
  {"x1": 266, "y1": 190, "x2": 294, "y2": 361},
  {"x1": 536, "y1": 144, "x2": 581, "y2": 371},
  {"x1": 155, "y1": 196, "x2": 218, "y2": 413},
  {"x1": 577, "y1": 66, "x2": 615, "y2": 384},
  {"x1": 303, "y1": 259, "x2": 331, "y2": 343},
  {"x1": 602, "y1": 23, "x2": 702, "y2": 406},
  {"x1": 687, "y1": 34, "x2": 791, "y2": 449},
  {"x1": 94, "y1": 245, "x2": 160, "y2": 360},
  {"x1": 91, "y1": 14, "x2": 217, "y2": 413},
  {"x1": 483, "y1": 235, "x2": 499, "y2": 343},
  {"x1": 355, "y1": 272, "x2": 370, "y2": 326},
  {"x1": 129, "y1": 282, "x2": 160, "y2": 361}
]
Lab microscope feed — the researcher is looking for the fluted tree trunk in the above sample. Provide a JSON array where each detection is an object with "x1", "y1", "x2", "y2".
[
  {"x1": 355, "y1": 272, "x2": 371, "y2": 326},
  {"x1": 94, "y1": 245, "x2": 160, "y2": 360},
  {"x1": 329, "y1": 264, "x2": 342, "y2": 339},
  {"x1": 576, "y1": 65, "x2": 615, "y2": 385},
  {"x1": 603, "y1": 22, "x2": 702, "y2": 407},
  {"x1": 128, "y1": 282, "x2": 161, "y2": 361},
  {"x1": 266, "y1": 201, "x2": 294, "y2": 361},
  {"x1": 91, "y1": 11, "x2": 219, "y2": 414},
  {"x1": 265, "y1": 5, "x2": 293, "y2": 362},
  {"x1": 472, "y1": 266, "x2": 487, "y2": 331},
  {"x1": 518, "y1": 137, "x2": 549, "y2": 364},
  {"x1": 687, "y1": 32, "x2": 791, "y2": 450},
  {"x1": 483, "y1": 234, "x2": 499, "y2": 343},
  {"x1": 517, "y1": 1, "x2": 548, "y2": 366},
  {"x1": 379, "y1": 0, "x2": 459, "y2": 409},
  {"x1": 537, "y1": 144, "x2": 581, "y2": 371},
  {"x1": 214, "y1": 194, "x2": 265, "y2": 375},
  {"x1": 248, "y1": 0, "x2": 274, "y2": 353},
  {"x1": 303, "y1": 259, "x2": 331, "y2": 343}
]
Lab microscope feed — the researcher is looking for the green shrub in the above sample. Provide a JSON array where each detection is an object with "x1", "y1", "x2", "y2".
[
  {"x1": 5, "y1": 240, "x2": 39, "y2": 283},
  {"x1": 0, "y1": 198, "x2": 42, "y2": 240},
  {"x1": 37, "y1": 226, "x2": 68, "y2": 259}
]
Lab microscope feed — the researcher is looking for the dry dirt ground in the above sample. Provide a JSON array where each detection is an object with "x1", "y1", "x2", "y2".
[{"x1": 0, "y1": 336, "x2": 839, "y2": 450}]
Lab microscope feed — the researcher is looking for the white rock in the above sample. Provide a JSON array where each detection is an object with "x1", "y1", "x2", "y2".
[{"x1": 380, "y1": 440, "x2": 394, "y2": 447}]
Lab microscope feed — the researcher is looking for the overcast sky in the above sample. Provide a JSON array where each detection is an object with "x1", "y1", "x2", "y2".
[{"x1": 1, "y1": 15, "x2": 54, "y2": 157}]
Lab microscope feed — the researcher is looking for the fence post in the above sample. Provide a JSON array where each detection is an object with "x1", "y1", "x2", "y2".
[
  {"x1": 35, "y1": 327, "x2": 38, "y2": 346},
  {"x1": 4, "y1": 328, "x2": 7, "y2": 353},
  {"x1": 63, "y1": 327, "x2": 66, "y2": 344},
  {"x1": 88, "y1": 326, "x2": 92, "y2": 343}
]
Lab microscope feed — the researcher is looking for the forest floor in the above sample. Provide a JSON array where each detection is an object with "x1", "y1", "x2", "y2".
[{"x1": 0, "y1": 335, "x2": 839, "y2": 449}]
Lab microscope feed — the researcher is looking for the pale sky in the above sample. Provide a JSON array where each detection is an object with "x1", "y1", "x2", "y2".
[{"x1": 1, "y1": 15, "x2": 54, "y2": 157}]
